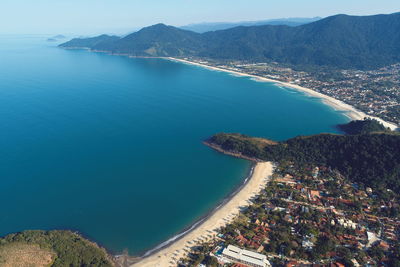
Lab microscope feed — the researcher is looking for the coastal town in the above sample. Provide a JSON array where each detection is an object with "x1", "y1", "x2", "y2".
[
  {"x1": 2, "y1": 1, "x2": 400, "y2": 266},
  {"x1": 177, "y1": 58, "x2": 400, "y2": 126},
  {"x1": 178, "y1": 162, "x2": 400, "y2": 267}
]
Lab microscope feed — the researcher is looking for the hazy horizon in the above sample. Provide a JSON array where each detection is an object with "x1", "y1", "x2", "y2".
[{"x1": 1, "y1": 0, "x2": 399, "y2": 35}]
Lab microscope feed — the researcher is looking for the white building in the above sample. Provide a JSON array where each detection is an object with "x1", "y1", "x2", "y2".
[
  {"x1": 337, "y1": 218, "x2": 357, "y2": 229},
  {"x1": 222, "y1": 245, "x2": 271, "y2": 267}
]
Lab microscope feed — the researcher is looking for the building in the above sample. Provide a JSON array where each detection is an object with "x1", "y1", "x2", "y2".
[{"x1": 222, "y1": 245, "x2": 271, "y2": 267}]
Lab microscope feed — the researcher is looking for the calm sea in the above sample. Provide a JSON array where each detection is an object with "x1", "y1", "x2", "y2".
[{"x1": 0, "y1": 35, "x2": 348, "y2": 255}]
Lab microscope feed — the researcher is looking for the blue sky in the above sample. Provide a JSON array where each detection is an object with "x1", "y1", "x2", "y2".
[{"x1": 1, "y1": 0, "x2": 399, "y2": 35}]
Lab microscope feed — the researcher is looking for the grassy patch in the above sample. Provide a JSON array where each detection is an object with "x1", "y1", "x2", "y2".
[
  {"x1": 0, "y1": 242, "x2": 55, "y2": 267},
  {"x1": 0, "y1": 230, "x2": 114, "y2": 267}
]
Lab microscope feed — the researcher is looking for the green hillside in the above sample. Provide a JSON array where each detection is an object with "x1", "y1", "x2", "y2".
[
  {"x1": 60, "y1": 12, "x2": 400, "y2": 69},
  {"x1": 206, "y1": 123, "x2": 400, "y2": 194}
]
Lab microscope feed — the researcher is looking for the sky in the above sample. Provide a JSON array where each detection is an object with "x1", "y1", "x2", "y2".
[{"x1": 1, "y1": 0, "x2": 399, "y2": 35}]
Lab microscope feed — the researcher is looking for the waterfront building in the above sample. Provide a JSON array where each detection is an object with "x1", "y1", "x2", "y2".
[{"x1": 222, "y1": 245, "x2": 271, "y2": 267}]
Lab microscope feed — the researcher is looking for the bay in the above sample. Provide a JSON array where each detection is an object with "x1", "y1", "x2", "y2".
[{"x1": 0, "y1": 35, "x2": 348, "y2": 255}]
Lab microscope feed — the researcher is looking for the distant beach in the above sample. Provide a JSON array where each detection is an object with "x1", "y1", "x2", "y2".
[
  {"x1": 167, "y1": 57, "x2": 398, "y2": 131},
  {"x1": 132, "y1": 162, "x2": 274, "y2": 267}
]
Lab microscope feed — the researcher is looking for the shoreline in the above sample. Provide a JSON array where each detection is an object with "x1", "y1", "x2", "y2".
[
  {"x1": 131, "y1": 162, "x2": 274, "y2": 267},
  {"x1": 138, "y1": 163, "x2": 256, "y2": 258},
  {"x1": 166, "y1": 57, "x2": 398, "y2": 131}
]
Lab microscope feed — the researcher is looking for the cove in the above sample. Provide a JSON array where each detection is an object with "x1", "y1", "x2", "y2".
[{"x1": 0, "y1": 35, "x2": 348, "y2": 255}]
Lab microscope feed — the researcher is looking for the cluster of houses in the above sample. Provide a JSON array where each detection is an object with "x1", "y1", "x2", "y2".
[{"x1": 197, "y1": 165, "x2": 399, "y2": 267}]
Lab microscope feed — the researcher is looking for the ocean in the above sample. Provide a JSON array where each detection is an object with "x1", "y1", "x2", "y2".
[{"x1": 0, "y1": 35, "x2": 348, "y2": 255}]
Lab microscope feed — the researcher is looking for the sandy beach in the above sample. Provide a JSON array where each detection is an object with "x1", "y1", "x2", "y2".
[
  {"x1": 132, "y1": 162, "x2": 274, "y2": 267},
  {"x1": 167, "y1": 57, "x2": 398, "y2": 131}
]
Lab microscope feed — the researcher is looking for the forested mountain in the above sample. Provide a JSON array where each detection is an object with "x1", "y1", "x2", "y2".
[
  {"x1": 206, "y1": 129, "x2": 400, "y2": 194},
  {"x1": 180, "y1": 17, "x2": 321, "y2": 33},
  {"x1": 93, "y1": 24, "x2": 204, "y2": 56},
  {"x1": 60, "y1": 12, "x2": 400, "y2": 69}
]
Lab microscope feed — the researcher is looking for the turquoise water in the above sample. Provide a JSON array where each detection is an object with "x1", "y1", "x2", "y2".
[{"x1": 0, "y1": 35, "x2": 348, "y2": 255}]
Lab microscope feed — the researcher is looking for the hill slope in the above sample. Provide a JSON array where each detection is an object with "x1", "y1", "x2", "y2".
[
  {"x1": 200, "y1": 13, "x2": 400, "y2": 68},
  {"x1": 180, "y1": 17, "x2": 321, "y2": 33},
  {"x1": 98, "y1": 24, "x2": 203, "y2": 56},
  {"x1": 60, "y1": 12, "x2": 400, "y2": 69}
]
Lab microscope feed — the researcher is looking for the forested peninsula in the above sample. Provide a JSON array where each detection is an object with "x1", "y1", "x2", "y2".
[{"x1": 205, "y1": 119, "x2": 400, "y2": 195}]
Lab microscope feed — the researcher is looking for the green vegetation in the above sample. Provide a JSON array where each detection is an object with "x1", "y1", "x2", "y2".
[
  {"x1": 60, "y1": 12, "x2": 400, "y2": 70},
  {"x1": 0, "y1": 230, "x2": 114, "y2": 267},
  {"x1": 338, "y1": 118, "x2": 390, "y2": 135},
  {"x1": 207, "y1": 129, "x2": 400, "y2": 194},
  {"x1": 0, "y1": 242, "x2": 55, "y2": 266}
]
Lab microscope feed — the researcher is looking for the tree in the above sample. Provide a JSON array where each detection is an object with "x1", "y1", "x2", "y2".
[
  {"x1": 314, "y1": 236, "x2": 336, "y2": 256},
  {"x1": 204, "y1": 255, "x2": 219, "y2": 267}
]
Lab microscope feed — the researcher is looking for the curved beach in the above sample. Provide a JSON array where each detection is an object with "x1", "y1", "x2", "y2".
[
  {"x1": 132, "y1": 162, "x2": 274, "y2": 267},
  {"x1": 167, "y1": 57, "x2": 398, "y2": 131}
]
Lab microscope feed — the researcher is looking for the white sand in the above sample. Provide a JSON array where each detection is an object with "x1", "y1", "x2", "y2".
[
  {"x1": 132, "y1": 162, "x2": 274, "y2": 267},
  {"x1": 167, "y1": 58, "x2": 398, "y2": 131}
]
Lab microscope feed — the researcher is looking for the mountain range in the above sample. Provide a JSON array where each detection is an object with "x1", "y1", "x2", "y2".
[
  {"x1": 179, "y1": 17, "x2": 321, "y2": 33},
  {"x1": 60, "y1": 12, "x2": 400, "y2": 70}
]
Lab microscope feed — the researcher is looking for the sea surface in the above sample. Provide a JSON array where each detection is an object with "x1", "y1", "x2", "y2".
[{"x1": 0, "y1": 35, "x2": 349, "y2": 255}]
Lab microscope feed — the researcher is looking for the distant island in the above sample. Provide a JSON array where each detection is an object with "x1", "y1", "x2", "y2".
[
  {"x1": 47, "y1": 35, "x2": 66, "y2": 42},
  {"x1": 53, "y1": 35, "x2": 66, "y2": 39}
]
